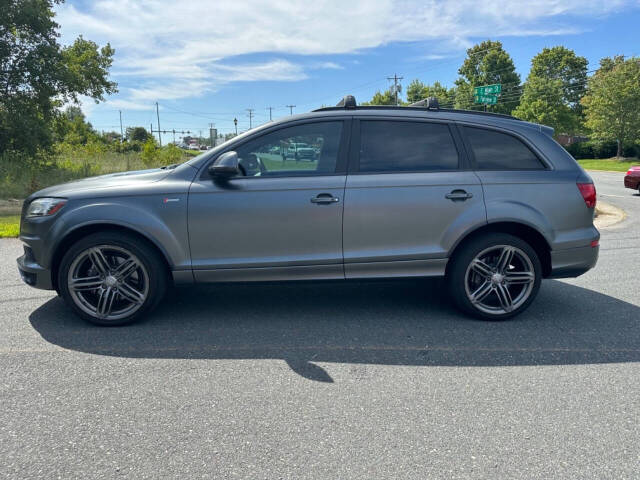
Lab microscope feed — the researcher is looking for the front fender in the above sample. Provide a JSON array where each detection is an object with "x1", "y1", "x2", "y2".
[{"x1": 44, "y1": 196, "x2": 190, "y2": 270}]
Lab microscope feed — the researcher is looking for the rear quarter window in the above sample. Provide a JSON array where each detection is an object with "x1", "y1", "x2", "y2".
[
  {"x1": 359, "y1": 120, "x2": 459, "y2": 173},
  {"x1": 464, "y1": 126, "x2": 545, "y2": 170}
]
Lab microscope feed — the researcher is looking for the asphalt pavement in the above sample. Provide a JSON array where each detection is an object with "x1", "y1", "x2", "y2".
[{"x1": 1, "y1": 171, "x2": 639, "y2": 479}]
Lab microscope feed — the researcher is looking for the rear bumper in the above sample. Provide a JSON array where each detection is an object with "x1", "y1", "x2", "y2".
[
  {"x1": 548, "y1": 244, "x2": 599, "y2": 279},
  {"x1": 16, "y1": 244, "x2": 54, "y2": 290}
]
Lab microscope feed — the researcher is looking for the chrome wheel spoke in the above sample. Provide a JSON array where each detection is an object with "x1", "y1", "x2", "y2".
[
  {"x1": 470, "y1": 281, "x2": 493, "y2": 304},
  {"x1": 495, "y1": 284, "x2": 514, "y2": 312},
  {"x1": 89, "y1": 248, "x2": 110, "y2": 275},
  {"x1": 505, "y1": 271, "x2": 534, "y2": 285},
  {"x1": 471, "y1": 259, "x2": 493, "y2": 278},
  {"x1": 114, "y1": 258, "x2": 138, "y2": 280},
  {"x1": 70, "y1": 275, "x2": 103, "y2": 291},
  {"x1": 96, "y1": 287, "x2": 117, "y2": 317},
  {"x1": 496, "y1": 246, "x2": 515, "y2": 273},
  {"x1": 117, "y1": 281, "x2": 145, "y2": 305}
]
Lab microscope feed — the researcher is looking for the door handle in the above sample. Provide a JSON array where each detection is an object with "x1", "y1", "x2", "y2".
[
  {"x1": 445, "y1": 190, "x2": 473, "y2": 201},
  {"x1": 311, "y1": 194, "x2": 340, "y2": 204}
]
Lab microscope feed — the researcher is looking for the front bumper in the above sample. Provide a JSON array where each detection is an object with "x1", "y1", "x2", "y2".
[
  {"x1": 548, "y1": 244, "x2": 599, "y2": 279},
  {"x1": 16, "y1": 244, "x2": 54, "y2": 290}
]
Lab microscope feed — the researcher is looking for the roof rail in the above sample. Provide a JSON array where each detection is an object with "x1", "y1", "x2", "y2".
[
  {"x1": 335, "y1": 95, "x2": 356, "y2": 109},
  {"x1": 408, "y1": 97, "x2": 439, "y2": 109},
  {"x1": 312, "y1": 95, "x2": 520, "y2": 121}
]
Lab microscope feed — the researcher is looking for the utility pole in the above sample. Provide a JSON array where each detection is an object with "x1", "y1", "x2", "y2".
[
  {"x1": 209, "y1": 123, "x2": 215, "y2": 147},
  {"x1": 386, "y1": 74, "x2": 404, "y2": 106},
  {"x1": 233, "y1": 118, "x2": 238, "y2": 136},
  {"x1": 119, "y1": 110, "x2": 124, "y2": 142},
  {"x1": 246, "y1": 108, "x2": 255, "y2": 129},
  {"x1": 155, "y1": 101, "x2": 162, "y2": 146},
  {"x1": 286, "y1": 104, "x2": 295, "y2": 115},
  {"x1": 266, "y1": 106, "x2": 274, "y2": 121}
]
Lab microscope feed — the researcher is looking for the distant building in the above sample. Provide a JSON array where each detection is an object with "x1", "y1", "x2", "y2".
[{"x1": 556, "y1": 134, "x2": 588, "y2": 146}]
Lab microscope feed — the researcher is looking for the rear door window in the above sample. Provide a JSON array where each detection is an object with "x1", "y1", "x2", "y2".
[
  {"x1": 464, "y1": 126, "x2": 545, "y2": 170},
  {"x1": 358, "y1": 121, "x2": 459, "y2": 173}
]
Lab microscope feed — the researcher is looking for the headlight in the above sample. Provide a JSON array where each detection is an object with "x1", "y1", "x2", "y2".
[{"x1": 26, "y1": 198, "x2": 67, "y2": 218}]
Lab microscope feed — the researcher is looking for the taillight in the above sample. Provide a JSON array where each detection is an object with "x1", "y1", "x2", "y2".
[{"x1": 577, "y1": 183, "x2": 596, "y2": 208}]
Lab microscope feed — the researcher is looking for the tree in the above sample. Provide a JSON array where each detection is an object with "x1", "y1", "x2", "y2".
[
  {"x1": 126, "y1": 127, "x2": 150, "y2": 143},
  {"x1": 513, "y1": 77, "x2": 575, "y2": 133},
  {"x1": 363, "y1": 86, "x2": 401, "y2": 105},
  {"x1": 582, "y1": 56, "x2": 640, "y2": 158},
  {"x1": 406, "y1": 80, "x2": 456, "y2": 106},
  {"x1": 0, "y1": 0, "x2": 117, "y2": 156},
  {"x1": 514, "y1": 47, "x2": 588, "y2": 133},
  {"x1": 51, "y1": 106, "x2": 99, "y2": 145},
  {"x1": 454, "y1": 40, "x2": 520, "y2": 114},
  {"x1": 528, "y1": 46, "x2": 588, "y2": 109}
]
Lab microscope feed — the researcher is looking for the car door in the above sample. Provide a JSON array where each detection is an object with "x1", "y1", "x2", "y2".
[
  {"x1": 188, "y1": 119, "x2": 349, "y2": 282},
  {"x1": 343, "y1": 118, "x2": 486, "y2": 278}
]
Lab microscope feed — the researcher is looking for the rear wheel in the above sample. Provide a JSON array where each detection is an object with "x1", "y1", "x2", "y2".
[
  {"x1": 58, "y1": 232, "x2": 168, "y2": 326},
  {"x1": 447, "y1": 233, "x2": 542, "y2": 320}
]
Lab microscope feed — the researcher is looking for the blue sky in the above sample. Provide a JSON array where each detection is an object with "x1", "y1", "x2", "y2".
[{"x1": 56, "y1": 0, "x2": 640, "y2": 140}]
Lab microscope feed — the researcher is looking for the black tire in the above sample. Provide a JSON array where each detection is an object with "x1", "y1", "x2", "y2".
[
  {"x1": 57, "y1": 231, "x2": 168, "y2": 326},
  {"x1": 446, "y1": 233, "x2": 542, "y2": 320}
]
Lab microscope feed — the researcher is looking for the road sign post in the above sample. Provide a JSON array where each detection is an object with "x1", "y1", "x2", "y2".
[
  {"x1": 473, "y1": 84, "x2": 501, "y2": 109},
  {"x1": 474, "y1": 84, "x2": 501, "y2": 96},
  {"x1": 474, "y1": 94, "x2": 498, "y2": 105}
]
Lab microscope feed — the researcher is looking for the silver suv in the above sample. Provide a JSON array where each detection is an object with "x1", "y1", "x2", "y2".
[{"x1": 17, "y1": 96, "x2": 599, "y2": 325}]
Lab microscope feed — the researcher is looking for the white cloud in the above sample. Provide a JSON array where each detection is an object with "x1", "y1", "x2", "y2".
[{"x1": 55, "y1": 0, "x2": 634, "y2": 105}]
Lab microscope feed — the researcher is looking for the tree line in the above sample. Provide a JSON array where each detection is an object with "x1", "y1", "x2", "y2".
[
  {"x1": 3, "y1": 3, "x2": 639, "y2": 168},
  {"x1": 365, "y1": 40, "x2": 640, "y2": 158}
]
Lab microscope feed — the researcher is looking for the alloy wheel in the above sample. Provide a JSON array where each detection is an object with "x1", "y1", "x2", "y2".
[
  {"x1": 67, "y1": 245, "x2": 149, "y2": 321},
  {"x1": 464, "y1": 245, "x2": 536, "y2": 316}
]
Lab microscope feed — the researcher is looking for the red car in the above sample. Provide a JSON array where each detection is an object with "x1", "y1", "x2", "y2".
[{"x1": 624, "y1": 166, "x2": 640, "y2": 193}]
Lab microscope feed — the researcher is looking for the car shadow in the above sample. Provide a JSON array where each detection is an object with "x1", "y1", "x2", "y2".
[{"x1": 29, "y1": 279, "x2": 640, "y2": 382}]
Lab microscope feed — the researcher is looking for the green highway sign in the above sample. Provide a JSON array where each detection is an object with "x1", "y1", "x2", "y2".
[
  {"x1": 474, "y1": 84, "x2": 502, "y2": 95},
  {"x1": 474, "y1": 94, "x2": 498, "y2": 105}
]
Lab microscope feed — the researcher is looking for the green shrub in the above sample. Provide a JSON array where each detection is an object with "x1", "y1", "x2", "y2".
[
  {"x1": 158, "y1": 144, "x2": 183, "y2": 166},
  {"x1": 564, "y1": 140, "x2": 639, "y2": 159},
  {"x1": 140, "y1": 139, "x2": 159, "y2": 166},
  {"x1": 565, "y1": 142, "x2": 594, "y2": 159}
]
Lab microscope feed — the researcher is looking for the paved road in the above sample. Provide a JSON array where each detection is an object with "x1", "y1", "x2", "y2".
[{"x1": 1, "y1": 171, "x2": 638, "y2": 479}]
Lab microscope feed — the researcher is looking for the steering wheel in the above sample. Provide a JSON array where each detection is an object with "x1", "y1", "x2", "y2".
[{"x1": 239, "y1": 153, "x2": 266, "y2": 176}]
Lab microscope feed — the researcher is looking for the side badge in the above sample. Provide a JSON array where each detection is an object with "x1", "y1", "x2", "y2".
[{"x1": 163, "y1": 198, "x2": 180, "y2": 203}]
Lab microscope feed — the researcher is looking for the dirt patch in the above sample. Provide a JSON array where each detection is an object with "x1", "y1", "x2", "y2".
[{"x1": 594, "y1": 201, "x2": 625, "y2": 229}]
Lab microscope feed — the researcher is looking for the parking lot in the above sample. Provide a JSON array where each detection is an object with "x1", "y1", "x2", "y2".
[{"x1": 1, "y1": 171, "x2": 638, "y2": 478}]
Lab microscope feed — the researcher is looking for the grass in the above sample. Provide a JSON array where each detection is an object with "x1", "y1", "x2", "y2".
[
  {"x1": 577, "y1": 158, "x2": 638, "y2": 172},
  {"x1": 0, "y1": 215, "x2": 20, "y2": 238},
  {"x1": 0, "y1": 149, "x2": 200, "y2": 200}
]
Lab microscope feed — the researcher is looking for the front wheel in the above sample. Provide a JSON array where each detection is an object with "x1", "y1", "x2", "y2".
[
  {"x1": 58, "y1": 232, "x2": 168, "y2": 326},
  {"x1": 447, "y1": 233, "x2": 542, "y2": 320}
]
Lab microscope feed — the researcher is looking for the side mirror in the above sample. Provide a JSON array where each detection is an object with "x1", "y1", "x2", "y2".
[{"x1": 209, "y1": 151, "x2": 240, "y2": 178}]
